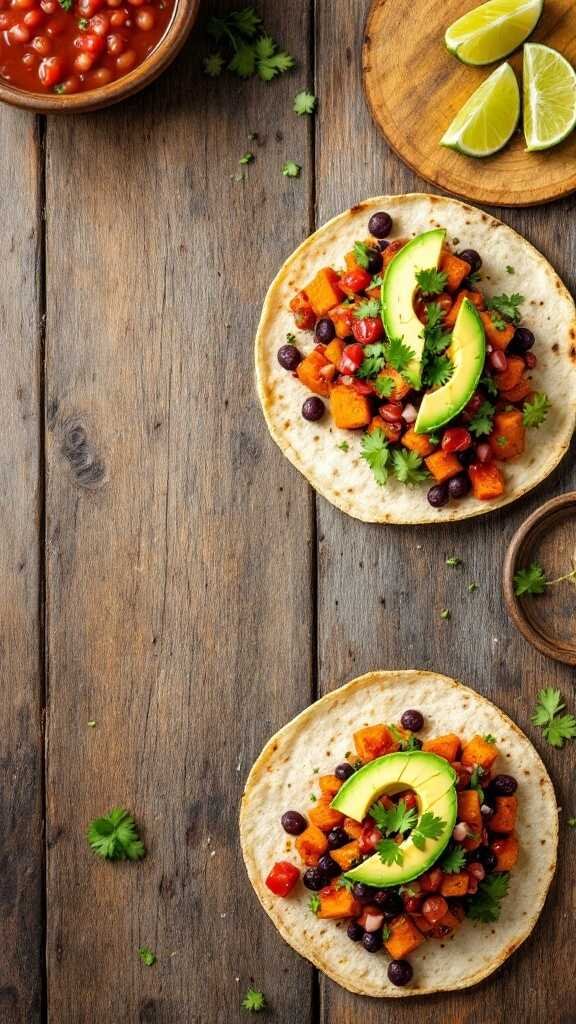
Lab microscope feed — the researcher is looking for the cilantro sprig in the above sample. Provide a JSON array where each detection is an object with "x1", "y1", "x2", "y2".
[
  {"x1": 205, "y1": 9, "x2": 295, "y2": 82},
  {"x1": 468, "y1": 400, "x2": 495, "y2": 437},
  {"x1": 294, "y1": 90, "x2": 317, "y2": 115},
  {"x1": 531, "y1": 688, "x2": 576, "y2": 749},
  {"x1": 361, "y1": 428, "x2": 390, "y2": 486},
  {"x1": 138, "y1": 947, "x2": 156, "y2": 966},
  {"x1": 87, "y1": 808, "x2": 145, "y2": 861},
  {"x1": 416, "y1": 267, "x2": 448, "y2": 297},
  {"x1": 485, "y1": 293, "x2": 524, "y2": 325},
  {"x1": 440, "y1": 845, "x2": 467, "y2": 874},
  {"x1": 523, "y1": 393, "x2": 550, "y2": 429},
  {"x1": 392, "y1": 449, "x2": 429, "y2": 485},
  {"x1": 411, "y1": 811, "x2": 446, "y2": 850},
  {"x1": 242, "y1": 988, "x2": 266, "y2": 1012},
  {"x1": 353, "y1": 241, "x2": 371, "y2": 269},
  {"x1": 514, "y1": 561, "x2": 576, "y2": 597},
  {"x1": 466, "y1": 873, "x2": 510, "y2": 923},
  {"x1": 354, "y1": 298, "x2": 380, "y2": 319},
  {"x1": 386, "y1": 337, "x2": 415, "y2": 373},
  {"x1": 370, "y1": 799, "x2": 418, "y2": 836}
]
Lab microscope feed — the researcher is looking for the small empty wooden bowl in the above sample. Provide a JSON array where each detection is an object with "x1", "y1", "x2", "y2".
[
  {"x1": 0, "y1": 0, "x2": 199, "y2": 114},
  {"x1": 503, "y1": 492, "x2": 576, "y2": 665}
]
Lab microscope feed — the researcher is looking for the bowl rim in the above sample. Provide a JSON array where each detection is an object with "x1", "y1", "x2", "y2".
[
  {"x1": 502, "y1": 490, "x2": 576, "y2": 665},
  {"x1": 0, "y1": 0, "x2": 200, "y2": 113}
]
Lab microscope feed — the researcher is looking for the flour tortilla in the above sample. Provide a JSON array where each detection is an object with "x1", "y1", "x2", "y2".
[
  {"x1": 255, "y1": 195, "x2": 576, "y2": 523},
  {"x1": 240, "y1": 670, "x2": 558, "y2": 997}
]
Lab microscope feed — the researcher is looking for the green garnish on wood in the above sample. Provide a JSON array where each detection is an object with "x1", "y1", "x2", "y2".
[
  {"x1": 138, "y1": 947, "x2": 156, "y2": 966},
  {"x1": 205, "y1": 9, "x2": 294, "y2": 82},
  {"x1": 242, "y1": 988, "x2": 266, "y2": 1012},
  {"x1": 293, "y1": 90, "x2": 317, "y2": 115},
  {"x1": 282, "y1": 161, "x2": 301, "y2": 178},
  {"x1": 514, "y1": 560, "x2": 576, "y2": 596},
  {"x1": 87, "y1": 808, "x2": 145, "y2": 861},
  {"x1": 531, "y1": 688, "x2": 576, "y2": 749}
]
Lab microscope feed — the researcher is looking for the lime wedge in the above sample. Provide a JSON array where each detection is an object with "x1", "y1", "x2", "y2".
[
  {"x1": 446, "y1": 0, "x2": 543, "y2": 66},
  {"x1": 523, "y1": 43, "x2": 576, "y2": 151},
  {"x1": 441, "y1": 63, "x2": 520, "y2": 157}
]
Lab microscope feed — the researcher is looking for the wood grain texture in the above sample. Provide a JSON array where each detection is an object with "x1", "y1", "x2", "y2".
[
  {"x1": 364, "y1": 0, "x2": 576, "y2": 207},
  {"x1": 316, "y1": 0, "x2": 576, "y2": 1020},
  {"x1": 0, "y1": 109, "x2": 44, "y2": 1024},
  {"x1": 43, "y1": 3, "x2": 315, "y2": 1020}
]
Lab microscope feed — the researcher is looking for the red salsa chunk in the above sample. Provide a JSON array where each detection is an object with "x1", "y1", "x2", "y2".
[{"x1": 0, "y1": 0, "x2": 174, "y2": 94}]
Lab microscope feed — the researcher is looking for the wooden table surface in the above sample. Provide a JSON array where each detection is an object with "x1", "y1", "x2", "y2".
[{"x1": 2, "y1": 2, "x2": 575, "y2": 1022}]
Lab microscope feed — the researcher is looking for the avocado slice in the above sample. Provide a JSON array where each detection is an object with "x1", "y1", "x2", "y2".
[
  {"x1": 331, "y1": 751, "x2": 457, "y2": 887},
  {"x1": 415, "y1": 298, "x2": 486, "y2": 435},
  {"x1": 381, "y1": 229, "x2": 446, "y2": 388}
]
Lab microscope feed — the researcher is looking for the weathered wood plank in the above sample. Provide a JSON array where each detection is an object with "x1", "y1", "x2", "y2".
[
  {"x1": 315, "y1": 1, "x2": 576, "y2": 1020},
  {"x1": 43, "y1": 3, "x2": 316, "y2": 1021},
  {"x1": 0, "y1": 110, "x2": 44, "y2": 1024}
]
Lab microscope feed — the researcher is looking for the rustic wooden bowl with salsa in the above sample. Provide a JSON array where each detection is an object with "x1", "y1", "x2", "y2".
[{"x1": 0, "y1": 0, "x2": 198, "y2": 111}]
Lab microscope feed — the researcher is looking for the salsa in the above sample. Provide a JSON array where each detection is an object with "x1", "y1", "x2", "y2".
[{"x1": 0, "y1": 0, "x2": 174, "y2": 94}]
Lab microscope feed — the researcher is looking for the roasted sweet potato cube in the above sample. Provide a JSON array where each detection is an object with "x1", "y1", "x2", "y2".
[
  {"x1": 330, "y1": 840, "x2": 361, "y2": 871},
  {"x1": 422, "y1": 733, "x2": 461, "y2": 762},
  {"x1": 491, "y1": 834, "x2": 519, "y2": 871},
  {"x1": 296, "y1": 349, "x2": 331, "y2": 397},
  {"x1": 499, "y1": 376, "x2": 533, "y2": 403},
  {"x1": 295, "y1": 825, "x2": 329, "y2": 866},
  {"x1": 319, "y1": 774, "x2": 342, "y2": 798},
  {"x1": 468, "y1": 462, "x2": 505, "y2": 501},
  {"x1": 402, "y1": 428, "x2": 436, "y2": 458},
  {"x1": 382, "y1": 238, "x2": 408, "y2": 267},
  {"x1": 490, "y1": 410, "x2": 525, "y2": 461},
  {"x1": 425, "y1": 450, "x2": 462, "y2": 484},
  {"x1": 461, "y1": 735, "x2": 499, "y2": 771},
  {"x1": 440, "y1": 250, "x2": 471, "y2": 292},
  {"x1": 444, "y1": 289, "x2": 484, "y2": 328},
  {"x1": 377, "y1": 367, "x2": 412, "y2": 401},
  {"x1": 343, "y1": 817, "x2": 363, "y2": 839},
  {"x1": 490, "y1": 796, "x2": 518, "y2": 834},
  {"x1": 328, "y1": 304, "x2": 355, "y2": 339},
  {"x1": 369, "y1": 415, "x2": 401, "y2": 444},
  {"x1": 437, "y1": 907, "x2": 464, "y2": 932},
  {"x1": 440, "y1": 872, "x2": 470, "y2": 898},
  {"x1": 324, "y1": 339, "x2": 345, "y2": 366},
  {"x1": 318, "y1": 886, "x2": 361, "y2": 919},
  {"x1": 354, "y1": 724, "x2": 398, "y2": 763},
  {"x1": 480, "y1": 311, "x2": 515, "y2": 351},
  {"x1": 457, "y1": 789, "x2": 482, "y2": 832},
  {"x1": 308, "y1": 799, "x2": 345, "y2": 833},
  {"x1": 330, "y1": 384, "x2": 371, "y2": 430},
  {"x1": 305, "y1": 268, "x2": 344, "y2": 317},
  {"x1": 384, "y1": 915, "x2": 425, "y2": 959},
  {"x1": 494, "y1": 355, "x2": 526, "y2": 393}
]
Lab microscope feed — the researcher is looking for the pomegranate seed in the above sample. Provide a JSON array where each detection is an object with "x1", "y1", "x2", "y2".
[
  {"x1": 422, "y1": 895, "x2": 448, "y2": 924},
  {"x1": 476, "y1": 443, "x2": 491, "y2": 464},
  {"x1": 403, "y1": 895, "x2": 422, "y2": 914},
  {"x1": 380, "y1": 403, "x2": 403, "y2": 423},
  {"x1": 489, "y1": 350, "x2": 507, "y2": 372},
  {"x1": 525, "y1": 352, "x2": 537, "y2": 369},
  {"x1": 467, "y1": 862, "x2": 486, "y2": 881},
  {"x1": 467, "y1": 876, "x2": 479, "y2": 895}
]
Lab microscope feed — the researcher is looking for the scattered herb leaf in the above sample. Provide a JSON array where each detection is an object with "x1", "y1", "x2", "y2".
[
  {"x1": 392, "y1": 449, "x2": 429, "y2": 485},
  {"x1": 87, "y1": 808, "x2": 145, "y2": 861},
  {"x1": 282, "y1": 161, "x2": 301, "y2": 178},
  {"x1": 138, "y1": 947, "x2": 156, "y2": 967},
  {"x1": 242, "y1": 988, "x2": 266, "y2": 1012},
  {"x1": 294, "y1": 90, "x2": 317, "y2": 115},
  {"x1": 361, "y1": 428, "x2": 390, "y2": 486},
  {"x1": 485, "y1": 293, "x2": 524, "y2": 325},
  {"x1": 531, "y1": 688, "x2": 576, "y2": 749},
  {"x1": 440, "y1": 845, "x2": 467, "y2": 874},
  {"x1": 466, "y1": 873, "x2": 509, "y2": 922},
  {"x1": 416, "y1": 267, "x2": 448, "y2": 297},
  {"x1": 523, "y1": 393, "x2": 550, "y2": 429}
]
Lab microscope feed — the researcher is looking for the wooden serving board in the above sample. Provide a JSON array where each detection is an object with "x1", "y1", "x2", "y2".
[{"x1": 363, "y1": 0, "x2": 576, "y2": 206}]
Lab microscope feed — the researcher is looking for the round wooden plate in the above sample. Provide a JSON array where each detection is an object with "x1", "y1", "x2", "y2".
[
  {"x1": 363, "y1": 0, "x2": 576, "y2": 207},
  {"x1": 503, "y1": 493, "x2": 576, "y2": 664}
]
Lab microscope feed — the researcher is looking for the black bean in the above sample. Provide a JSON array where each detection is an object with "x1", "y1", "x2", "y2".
[
  {"x1": 335, "y1": 762, "x2": 354, "y2": 781},
  {"x1": 377, "y1": 238, "x2": 390, "y2": 252},
  {"x1": 303, "y1": 867, "x2": 328, "y2": 891},
  {"x1": 374, "y1": 891, "x2": 403, "y2": 918},
  {"x1": 327, "y1": 827, "x2": 350, "y2": 850},
  {"x1": 315, "y1": 317, "x2": 336, "y2": 343},
  {"x1": 352, "y1": 882, "x2": 374, "y2": 903},
  {"x1": 277, "y1": 345, "x2": 302, "y2": 371},
  {"x1": 478, "y1": 848, "x2": 497, "y2": 873},
  {"x1": 366, "y1": 248, "x2": 382, "y2": 274},
  {"x1": 458, "y1": 448, "x2": 476, "y2": 468},
  {"x1": 368, "y1": 211, "x2": 393, "y2": 239},
  {"x1": 388, "y1": 959, "x2": 413, "y2": 986},
  {"x1": 281, "y1": 810, "x2": 307, "y2": 835},
  {"x1": 456, "y1": 249, "x2": 482, "y2": 274},
  {"x1": 400, "y1": 709, "x2": 424, "y2": 732},
  {"x1": 448, "y1": 473, "x2": 471, "y2": 500},
  {"x1": 490, "y1": 774, "x2": 518, "y2": 796},
  {"x1": 427, "y1": 483, "x2": 449, "y2": 508},
  {"x1": 347, "y1": 921, "x2": 364, "y2": 942},
  {"x1": 317, "y1": 854, "x2": 341, "y2": 878},
  {"x1": 362, "y1": 930, "x2": 383, "y2": 953},
  {"x1": 302, "y1": 396, "x2": 325, "y2": 422},
  {"x1": 512, "y1": 327, "x2": 535, "y2": 352}
]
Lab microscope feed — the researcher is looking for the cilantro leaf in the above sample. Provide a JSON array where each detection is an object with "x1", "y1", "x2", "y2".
[
  {"x1": 416, "y1": 267, "x2": 448, "y2": 297},
  {"x1": 239, "y1": 152, "x2": 254, "y2": 165},
  {"x1": 423, "y1": 355, "x2": 454, "y2": 388},
  {"x1": 392, "y1": 449, "x2": 429, "y2": 485},
  {"x1": 485, "y1": 293, "x2": 524, "y2": 325},
  {"x1": 294, "y1": 90, "x2": 317, "y2": 115},
  {"x1": 309, "y1": 893, "x2": 321, "y2": 914},
  {"x1": 255, "y1": 34, "x2": 295, "y2": 80},
  {"x1": 480, "y1": 373, "x2": 499, "y2": 398},
  {"x1": 370, "y1": 273, "x2": 383, "y2": 289},
  {"x1": 386, "y1": 337, "x2": 415, "y2": 373},
  {"x1": 531, "y1": 688, "x2": 576, "y2": 748},
  {"x1": 229, "y1": 7, "x2": 262, "y2": 37},
  {"x1": 138, "y1": 947, "x2": 156, "y2": 966},
  {"x1": 440, "y1": 845, "x2": 467, "y2": 874},
  {"x1": 469, "y1": 400, "x2": 495, "y2": 437},
  {"x1": 282, "y1": 161, "x2": 301, "y2": 178},
  {"x1": 483, "y1": 734, "x2": 496, "y2": 744},
  {"x1": 229, "y1": 44, "x2": 256, "y2": 78},
  {"x1": 545, "y1": 715, "x2": 576, "y2": 748},
  {"x1": 361, "y1": 428, "x2": 390, "y2": 486},
  {"x1": 203, "y1": 52, "x2": 225, "y2": 77},
  {"x1": 373, "y1": 374, "x2": 395, "y2": 399},
  {"x1": 337, "y1": 441, "x2": 349, "y2": 452},
  {"x1": 354, "y1": 298, "x2": 380, "y2": 319},
  {"x1": 382, "y1": 925, "x2": 391, "y2": 940},
  {"x1": 242, "y1": 988, "x2": 266, "y2": 1012},
  {"x1": 370, "y1": 799, "x2": 418, "y2": 836},
  {"x1": 87, "y1": 808, "x2": 145, "y2": 861},
  {"x1": 353, "y1": 241, "x2": 370, "y2": 269},
  {"x1": 424, "y1": 302, "x2": 446, "y2": 334},
  {"x1": 411, "y1": 811, "x2": 446, "y2": 850},
  {"x1": 514, "y1": 562, "x2": 547, "y2": 596},
  {"x1": 377, "y1": 838, "x2": 404, "y2": 866},
  {"x1": 523, "y1": 393, "x2": 550, "y2": 429},
  {"x1": 532, "y1": 687, "x2": 564, "y2": 724},
  {"x1": 357, "y1": 343, "x2": 386, "y2": 379},
  {"x1": 466, "y1": 873, "x2": 510, "y2": 923}
]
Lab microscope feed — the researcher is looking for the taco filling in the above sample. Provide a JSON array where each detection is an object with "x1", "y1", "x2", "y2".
[
  {"x1": 264, "y1": 709, "x2": 520, "y2": 989},
  {"x1": 280, "y1": 211, "x2": 551, "y2": 508}
]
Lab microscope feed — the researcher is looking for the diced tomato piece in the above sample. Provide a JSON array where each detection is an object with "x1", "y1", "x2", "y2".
[
  {"x1": 352, "y1": 378, "x2": 374, "y2": 396},
  {"x1": 290, "y1": 291, "x2": 316, "y2": 331},
  {"x1": 441, "y1": 427, "x2": 472, "y2": 453},
  {"x1": 338, "y1": 342, "x2": 364, "y2": 375},
  {"x1": 339, "y1": 268, "x2": 372, "y2": 295},
  {"x1": 352, "y1": 316, "x2": 384, "y2": 344},
  {"x1": 265, "y1": 861, "x2": 300, "y2": 897}
]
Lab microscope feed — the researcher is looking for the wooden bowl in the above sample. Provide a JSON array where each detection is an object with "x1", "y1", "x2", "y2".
[
  {"x1": 503, "y1": 493, "x2": 576, "y2": 665},
  {"x1": 0, "y1": 0, "x2": 199, "y2": 113}
]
